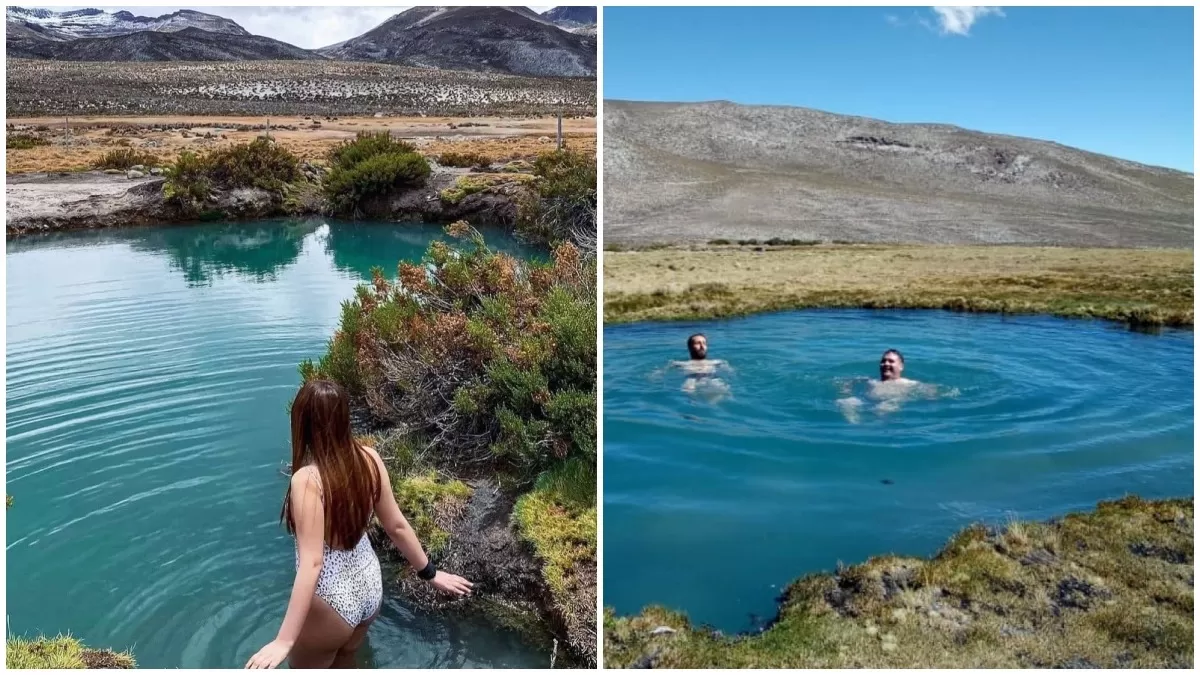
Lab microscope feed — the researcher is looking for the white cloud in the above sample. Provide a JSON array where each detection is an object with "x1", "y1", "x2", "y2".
[
  {"x1": 31, "y1": 6, "x2": 553, "y2": 49},
  {"x1": 930, "y1": 6, "x2": 1004, "y2": 37}
]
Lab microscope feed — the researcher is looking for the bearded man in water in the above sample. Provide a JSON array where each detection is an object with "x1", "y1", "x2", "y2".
[{"x1": 671, "y1": 333, "x2": 732, "y2": 395}]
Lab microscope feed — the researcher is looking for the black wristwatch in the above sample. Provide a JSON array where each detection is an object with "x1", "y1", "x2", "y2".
[{"x1": 417, "y1": 560, "x2": 437, "y2": 581}]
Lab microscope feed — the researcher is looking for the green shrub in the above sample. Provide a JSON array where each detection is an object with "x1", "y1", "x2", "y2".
[
  {"x1": 517, "y1": 150, "x2": 597, "y2": 251},
  {"x1": 324, "y1": 131, "x2": 430, "y2": 216},
  {"x1": 163, "y1": 150, "x2": 212, "y2": 206},
  {"x1": 328, "y1": 131, "x2": 416, "y2": 168},
  {"x1": 7, "y1": 134, "x2": 49, "y2": 150},
  {"x1": 303, "y1": 222, "x2": 595, "y2": 483},
  {"x1": 162, "y1": 139, "x2": 300, "y2": 209},
  {"x1": 438, "y1": 151, "x2": 492, "y2": 169},
  {"x1": 96, "y1": 148, "x2": 158, "y2": 170},
  {"x1": 202, "y1": 137, "x2": 299, "y2": 193}
]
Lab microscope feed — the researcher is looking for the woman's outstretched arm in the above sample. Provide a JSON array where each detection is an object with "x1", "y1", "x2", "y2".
[
  {"x1": 363, "y1": 446, "x2": 474, "y2": 597},
  {"x1": 246, "y1": 469, "x2": 325, "y2": 668}
]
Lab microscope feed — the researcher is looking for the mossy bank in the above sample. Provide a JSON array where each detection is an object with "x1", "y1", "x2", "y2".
[
  {"x1": 604, "y1": 244, "x2": 1193, "y2": 328},
  {"x1": 606, "y1": 496, "x2": 1193, "y2": 668}
]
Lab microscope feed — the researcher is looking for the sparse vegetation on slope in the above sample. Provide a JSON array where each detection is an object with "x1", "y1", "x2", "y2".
[
  {"x1": 7, "y1": 60, "x2": 597, "y2": 118},
  {"x1": 606, "y1": 496, "x2": 1193, "y2": 669},
  {"x1": 603, "y1": 100, "x2": 1192, "y2": 248}
]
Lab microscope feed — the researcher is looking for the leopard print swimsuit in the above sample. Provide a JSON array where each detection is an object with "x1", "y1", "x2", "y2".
[{"x1": 295, "y1": 530, "x2": 382, "y2": 626}]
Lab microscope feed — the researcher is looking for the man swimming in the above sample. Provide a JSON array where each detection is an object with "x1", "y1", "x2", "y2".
[
  {"x1": 670, "y1": 333, "x2": 732, "y2": 398},
  {"x1": 837, "y1": 349, "x2": 942, "y2": 422}
]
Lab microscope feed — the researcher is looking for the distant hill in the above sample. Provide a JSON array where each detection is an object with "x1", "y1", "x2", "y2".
[
  {"x1": 544, "y1": 6, "x2": 597, "y2": 34},
  {"x1": 5, "y1": 6, "x2": 318, "y2": 61},
  {"x1": 8, "y1": 26, "x2": 322, "y2": 62},
  {"x1": 6, "y1": 5, "x2": 597, "y2": 76},
  {"x1": 319, "y1": 6, "x2": 596, "y2": 77},
  {"x1": 6, "y1": 7, "x2": 249, "y2": 40},
  {"x1": 605, "y1": 100, "x2": 1193, "y2": 247}
]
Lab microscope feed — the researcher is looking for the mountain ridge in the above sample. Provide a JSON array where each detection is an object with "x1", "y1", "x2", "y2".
[
  {"x1": 318, "y1": 6, "x2": 595, "y2": 77},
  {"x1": 6, "y1": 6, "x2": 249, "y2": 40},
  {"x1": 8, "y1": 25, "x2": 322, "y2": 61},
  {"x1": 604, "y1": 99, "x2": 1192, "y2": 247},
  {"x1": 7, "y1": 5, "x2": 596, "y2": 77}
]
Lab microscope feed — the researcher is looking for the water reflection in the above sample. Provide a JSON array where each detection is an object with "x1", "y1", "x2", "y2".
[
  {"x1": 132, "y1": 219, "x2": 322, "y2": 286},
  {"x1": 8, "y1": 219, "x2": 544, "y2": 288}
]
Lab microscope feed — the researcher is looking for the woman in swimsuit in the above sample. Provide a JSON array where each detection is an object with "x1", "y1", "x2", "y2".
[{"x1": 246, "y1": 379, "x2": 474, "y2": 669}]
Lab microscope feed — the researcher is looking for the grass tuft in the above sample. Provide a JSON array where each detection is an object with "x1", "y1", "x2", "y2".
[
  {"x1": 6, "y1": 635, "x2": 135, "y2": 669},
  {"x1": 7, "y1": 134, "x2": 50, "y2": 150}
]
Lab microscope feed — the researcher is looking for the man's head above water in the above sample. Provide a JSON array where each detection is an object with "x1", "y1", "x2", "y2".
[
  {"x1": 687, "y1": 333, "x2": 708, "y2": 360},
  {"x1": 879, "y1": 349, "x2": 904, "y2": 381}
]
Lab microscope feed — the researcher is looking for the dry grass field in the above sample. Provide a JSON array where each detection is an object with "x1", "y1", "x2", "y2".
[
  {"x1": 604, "y1": 244, "x2": 1193, "y2": 327},
  {"x1": 6, "y1": 115, "x2": 595, "y2": 174}
]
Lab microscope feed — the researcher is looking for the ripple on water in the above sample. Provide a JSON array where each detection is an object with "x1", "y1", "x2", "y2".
[
  {"x1": 7, "y1": 220, "x2": 549, "y2": 668},
  {"x1": 603, "y1": 309, "x2": 1194, "y2": 632}
]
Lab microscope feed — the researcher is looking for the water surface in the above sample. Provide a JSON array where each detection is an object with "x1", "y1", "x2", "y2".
[
  {"x1": 603, "y1": 310, "x2": 1193, "y2": 632},
  {"x1": 6, "y1": 219, "x2": 547, "y2": 668}
]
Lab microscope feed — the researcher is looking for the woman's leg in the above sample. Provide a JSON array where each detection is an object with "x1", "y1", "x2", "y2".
[
  {"x1": 287, "y1": 595, "x2": 355, "y2": 669},
  {"x1": 331, "y1": 607, "x2": 379, "y2": 668}
]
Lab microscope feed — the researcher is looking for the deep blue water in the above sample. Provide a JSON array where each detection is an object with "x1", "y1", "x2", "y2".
[
  {"x1": 603, "y1": 309, "x2": 1194, "y2": 632},
  {"x1": 6, "y1": 219, "x2": 548, "y2": 668}
]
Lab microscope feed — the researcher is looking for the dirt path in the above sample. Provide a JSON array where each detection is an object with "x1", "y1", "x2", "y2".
[{"x1": 5, "y1": 172, "x2": 166, "y2": 230}]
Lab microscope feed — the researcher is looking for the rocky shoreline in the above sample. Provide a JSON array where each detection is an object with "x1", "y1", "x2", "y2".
[
  {"x1": 5, "y1": 165, "x2": 529, "y2": 237},
  {"x1": 357, "y1": 418, "x2": 594, "y2": 667}
]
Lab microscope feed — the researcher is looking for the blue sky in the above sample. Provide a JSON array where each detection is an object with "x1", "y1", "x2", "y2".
[{"x1": 604, "y1": 6, "x2": 1194, "y2": 172}]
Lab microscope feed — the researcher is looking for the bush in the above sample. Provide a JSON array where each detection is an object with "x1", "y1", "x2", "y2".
[
  {"x1": 438, "y1": 151, "x2": 492, "y2": 169},
  {"x1": 162, "y1": 139, "x2": 300, "y2": 209},
  {"x1": 324, "y1": 152, "x2": 431, "y2": 215},
  {"x1": 324, "y1": 131, "x2": 430, "y2": 216},
  {"x1": 518, "y1": 150, "x2": 597, "y2": 252},
  {"x1": 301, "y1": 221, "x2": 596, "y2": 483},
  {"x1": 202, "y1": 137, "x2": 299, "y2": 193},
  {"x1": 163, "y1": 150, "x2": 212, "y2": 206},
  {"x1": 96, "y1": 148, "x2": 158, "y2": 170},
  {"x1": 329, "y1": 131, "x2": 416, "y2": 168},
  {"x1": 7, "y1": 134, "x2": 49, "y2": 150}
]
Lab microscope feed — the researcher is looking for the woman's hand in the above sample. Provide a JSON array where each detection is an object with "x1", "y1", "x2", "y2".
[
  {"x1": 245, "y1": 639, "x2": 293, "y2": 669},
  {"x1": 428, "y1": 570, "x2": 474, "y2": 597}
]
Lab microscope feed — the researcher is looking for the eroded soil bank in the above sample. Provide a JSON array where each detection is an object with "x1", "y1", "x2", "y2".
[{"x1": 5, "y1": 166, "x2": 528, "y2": 236}]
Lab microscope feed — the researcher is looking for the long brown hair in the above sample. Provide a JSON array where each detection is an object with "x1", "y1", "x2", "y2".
[{"x1": 281, "y1": 379, "x2": 381, "y2": 549}]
